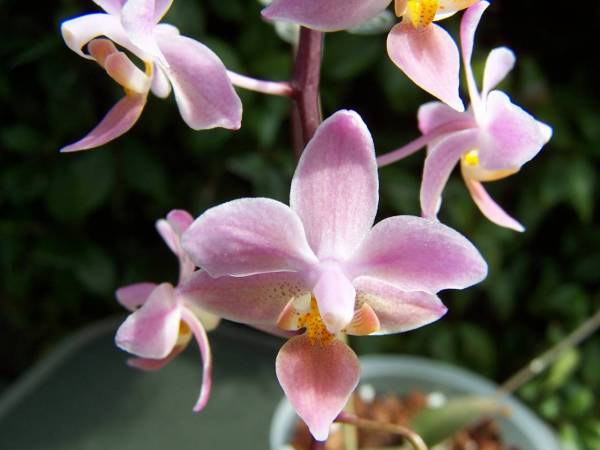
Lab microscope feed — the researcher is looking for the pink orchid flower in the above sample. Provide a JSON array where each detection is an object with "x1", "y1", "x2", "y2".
[
  {"x1": 115, "y1": 209, "x2": 220, "y2": 412},
  {"x1": 60, "y1": 0, "x2": 242, "y2": 152},
  {"x1": 262, "y1": 0, "x2": 479, "y2": 110},
  {"x1": 179, "y1": 110, "x2": 487, "y2": 440},
  {"x1": 414, "y1": 1, "x2": 552, "y2": 231}
]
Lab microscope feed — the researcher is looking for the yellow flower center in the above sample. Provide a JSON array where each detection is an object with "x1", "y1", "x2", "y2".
[
  {"x1": 397, "y1": 0, "x2": 439, "y2": 28},
  {"x1": 463, "y1": 149, "x2": 480, "y2": 166},
  {"x1": 297, "y1": 297, "x2": 335, "y2": 346},
  {"x1": 461, "y1": 148, "x2": 520, "y2": 182}
]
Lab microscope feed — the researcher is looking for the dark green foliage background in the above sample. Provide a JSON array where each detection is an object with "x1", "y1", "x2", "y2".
[{"x1": 1, "y1": 0, "x2": 599, "y2": 447}]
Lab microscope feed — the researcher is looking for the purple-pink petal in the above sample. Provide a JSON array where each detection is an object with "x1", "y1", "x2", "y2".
[
  {"x1": 463, "y1": 176, "x2": 525, "y2": 232},
  {"x1": 166, "y1": 209, "x2": 194, "y2": 235},
  {"x1": 127, "y1": 355, "x2": 175, "y2": 371},
  {"x1": 276, "y1": 335, "x2": 360, "y2": 441},
  {"x1": 353, "y1": 277, "x2": 447, "y2": 334},
  {"x1": 93, "y1": 0, "x2": 125, "y2": 16},
  {"x1": 153, "y1": 0, "x2": 174, "y2": 21},
  {"x1": 120, "y1": 0, "x2": 167, "y2": 64},
  {"x1": 181, "y1": 307, "x2": 213, "y2": 412},
  {"x1": 387, "y1": 22, "x2": 464, "y2": 112},
  {"x1": 312, "y1": 265, "x2": 356, "y2": 334},
  {"x1": 61, "y1": 13, "x2": 135, "y2": 60},
  {"x1": 116, "y1": 282, "x2": 157, "y2": 311},
  {"x1": 155, "y1": 31, "x2": 242, "y2": 130},
  {"x1": 349, "y1": 215, "x2": 488, "y2": 293},
  {"x1": 290, "y1": 110, "x2": 378, "y2": 261},
  {"x1": 420, "y1": 129, "x2": 479, "y2": 218},
  {"x1": 417, "y1": 101, "x2": 473, "y2": 135},
  {"x1": 182, "y1": 198, "x2": 318, "y2": 278},
  {"x1": 150, "y1": 63, "x2": 172, "y2": 98},
  {"x1": 262, "y1": 0, "x2": 391, "y2": 32},
  {"x1": 60, "y1": 93, "x2": 147, "y2": 153},
  {"x1": 179, "y1": 271, "x2": 310, "y2": 325},
  {"x1": 460, "y1": 1, "x2": 488, "y2": 111},
  {"x1": 480, "y1": 90, "x2": 550, "y2": 170},
  {"x1": 115, "y1": 283, "x2": 181, "y2": 359},
  {"x1": 482, "y1": 47, "x2": 515, "y2": 98}
]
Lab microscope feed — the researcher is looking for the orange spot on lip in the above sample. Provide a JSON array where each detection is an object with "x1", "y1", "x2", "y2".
[{"x1": 297, "y1": 297, "x2": 335, "y2": 346}]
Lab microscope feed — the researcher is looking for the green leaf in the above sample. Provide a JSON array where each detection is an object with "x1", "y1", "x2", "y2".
[
  {"x1": 410, "y1": 396, "x2": 505, "y2": 446},
  {"x1": 563, "y1": 383, "x2": 594, "y2": 418},
  {"x1": 559, "y1": 422, "x2": 584, "y2": 450}
]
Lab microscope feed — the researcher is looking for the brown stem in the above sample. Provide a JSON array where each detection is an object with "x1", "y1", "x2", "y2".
[
  {"x1": 336, "y1": 412, "x2": 428, "y2": 450},
  {"x1": 291, "y1": 27, "x2": 324, "y2": 158}
]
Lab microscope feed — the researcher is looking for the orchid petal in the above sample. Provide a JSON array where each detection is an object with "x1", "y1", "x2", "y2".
[
  {"x1": 127, "y1": 355, "x2": 175, "y2": 371},
  {"x1": 187, "y1": 304, "x2": 221, "y2": 332},
  {"x1": 121, "y1": 0, "x2": 167, "y2": 65},
  {"x1": 126, "y1": 323, "x2": 191, "y2": 371},
  {"x1": 435, "y1": 0, "x2": 478, "y2": 19},
  {"x1": 420, "y1": 129, "x2": 478, "y2": 218},
  {"x1": 482, "y1": 47, "x2": 516, "y2": 98},
  {"x1": 153, "y1": 0, "x2": 174, "y2": 21},
  {"x1": 182, "y1": 198, "x2": 318, "y2": 277},
  {"x1": 115, "y1": 282, "x2": 157, "y2": 311},
  {"x1": 156, "y1": 218, "x2": 180, "y2": 256},
  {"x1": 150, "y1": 63, "x2": 172, "y2": 98},
  {"x1": 290, "y1": 110, "x2": 378, "y2": 261},
  {"x1": 61, "y1": 13, "x2": 135, "y2": 60},
  {"x1": 387, "y1": 22, "x2": 463, "y2": 111},
  {"x1": 354, "y1": 277, "x2": 447, "y2": 334},
  {"x1": 350, "y1": 215, "x2": 488, "y2": 293},
  {"x1": 180, "y1": 271, "x2": 310, "y2": 325},
  {"x1": 104, "y1": 51, "x2": 151, "y2": 93},
  {"x1": 480, "y1": 90, "x2": 550, "y2": 170},
  {"x1": 93, "y1": 0, "x2": 125, "y2": 16},
  {"x1": 276, "y1": 335, "x2": 360, "y2": 441},
  {"x1": 463, "y1": 176, "x2": 525, "y2": 232},
  {"x1": 181, "y1": 308, "x2": 212, "y2": 412},
  {"x1": 155, "y1": 32, "x2": 242, "y2": 130},
  {"x1": 460, "y1": 1, "x2": 489, "y2": 114},
  {"x1": 312, "y1": 265, "x2": 356, "y2": 334},
  {"x1": 60, "y1": 93, "x2": 147, "y2": 153},
  {"x1": 156, "y1": 209, "x2": 194, "y2": 255},
  {"x1": 156, "y1": 214, "x2": 196, "y2": 282},
  {"x1": 87, "y1": 38, "x2": 119, "y2": 67},
  {"x1": 262, "y1": 0, "x2": 392, "y2": 32},
  {"x1": 115, "y1": 283, "x2": 181, "y2": 359},
  {"x1": 166, "y1": 209, "x2": 194, "y2": 235},
  {"x1": 344, "y1": 303, "x2": 381, "y2": 336},
  {"x1": 417, "y1": 101, "x2": 470, "y2": 135}
]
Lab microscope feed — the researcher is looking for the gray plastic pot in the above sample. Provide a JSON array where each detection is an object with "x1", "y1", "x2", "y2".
[{"x1": 270, "y1": 355, "x2": 561, "y2": 450}]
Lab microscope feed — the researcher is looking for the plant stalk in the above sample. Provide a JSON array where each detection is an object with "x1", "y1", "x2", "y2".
[
  {"x1": 290, "y1": 27, "x2": 324, "y2": 157},
  {"x1": 499, "y1": 307, "x2": 600, "y2": 394},
  {"x1": 336, "y1": 411, "x2": 428, "y2": 450}
]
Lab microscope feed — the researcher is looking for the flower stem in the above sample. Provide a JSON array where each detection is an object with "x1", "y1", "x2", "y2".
[
  {"x1": 291, "y1": 27, "x2": 324, "y2": 157},
  {"x1": 499, "y1": 307, "x2": 600, "y2": 394},
  {"x1": 227, "y1": 71, "x2": 293, "y2": 97},
  {"x1": 336, "y1": 411, "x2": 428, "y2": 450},
  {"x1": 376, "y1": 120, "x2": 474, "y2": 168}
]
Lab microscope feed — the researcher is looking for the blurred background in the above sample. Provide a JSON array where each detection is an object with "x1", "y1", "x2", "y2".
[{"x1": 1, "y1": 0, "x2": 599, "y2": 448}]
